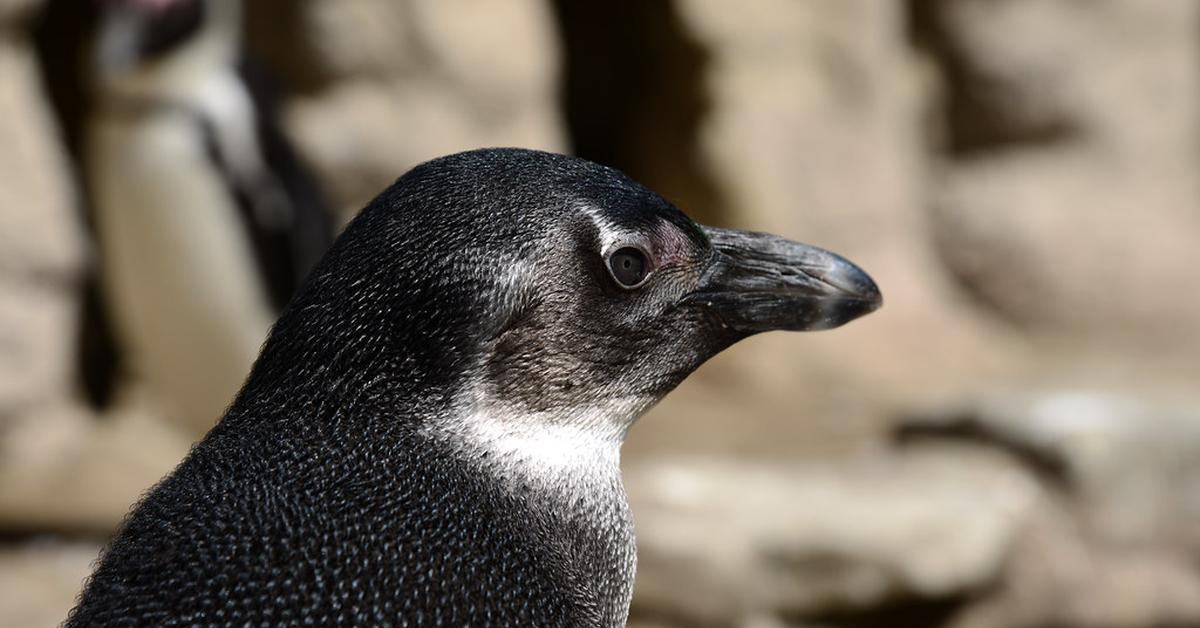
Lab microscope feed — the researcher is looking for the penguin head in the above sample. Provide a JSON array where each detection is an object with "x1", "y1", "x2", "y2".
[
  {"x1": 97, "y1": 0, "x2": 207, "y2": 61},
  {"x1": 94, "y1": 0, "x2": 235, "y2": 88},
  {"x1": 250, "y1": 149, "x2": 880, "y2": 438}
]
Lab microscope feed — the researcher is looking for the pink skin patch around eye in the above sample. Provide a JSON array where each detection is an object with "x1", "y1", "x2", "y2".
[{"x1": 650, "y1": 222, "x2": 700, "y2": 272}]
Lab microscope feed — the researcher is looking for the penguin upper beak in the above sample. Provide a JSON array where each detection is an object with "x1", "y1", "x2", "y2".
[{"x1": 687, "y1": 226, "x2": 882, "y2": 333}]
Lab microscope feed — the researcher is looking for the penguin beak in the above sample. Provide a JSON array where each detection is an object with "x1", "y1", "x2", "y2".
[{"x1": 687, "y1": 226, "x2": 882, "y2": 333}]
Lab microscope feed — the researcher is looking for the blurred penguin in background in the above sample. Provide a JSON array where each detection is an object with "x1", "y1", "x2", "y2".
[{"x1": 86, "y1": 0, "x2": 332, "y2": 436}]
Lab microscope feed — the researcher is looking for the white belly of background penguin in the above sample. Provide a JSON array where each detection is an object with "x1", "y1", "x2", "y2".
[{"x1": 66, "y1": 148, "x2": 882, "y2": 626}]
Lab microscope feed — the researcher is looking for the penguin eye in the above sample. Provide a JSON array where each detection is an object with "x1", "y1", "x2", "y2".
[{"x1": 607, "y1": 246, "x2": 651, "y2": 289}]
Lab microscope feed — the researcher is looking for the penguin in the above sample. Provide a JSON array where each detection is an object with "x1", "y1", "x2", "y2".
[
  {"x1": 66, "y1": 149, "x2": 882, "y2": 627},
  {"x1": 85, "y1": 0, "x2": 332, "y2": 434}
]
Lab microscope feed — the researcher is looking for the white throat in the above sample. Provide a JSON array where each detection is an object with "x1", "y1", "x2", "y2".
[{"x1": 433, "y1": 392, "x2": 652, "y2": 493}]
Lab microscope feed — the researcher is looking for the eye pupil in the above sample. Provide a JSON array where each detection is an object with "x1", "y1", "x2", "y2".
[{"x1": 608, "y1": 246, "x2": 649, "y2": 288}]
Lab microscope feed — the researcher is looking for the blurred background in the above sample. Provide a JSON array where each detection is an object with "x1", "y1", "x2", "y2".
[{"x1": 2, "y1": 0, "x2": 1199, "y2": 626}]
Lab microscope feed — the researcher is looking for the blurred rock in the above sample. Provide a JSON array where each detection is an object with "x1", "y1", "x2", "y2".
[
  {"x1": 896, "y1": 388, "x2": 1200, "y2": 627},
  {"x1": 952, "y1": 505, "x2": 1200, "y2": 628},
  {"x1": 631, "y1": 386, "x2": 1200, "y2": 628},
  {"x1": 0, "y1": 0, "x2": 38, "y2": 24},
  {"x1": 626, "y1": 452, "x2": 1039, "y2": 626},
  {"x1": 933, "y1": 151, "x2": 1200, "y2": 343},
  {"x1": 0, "y1": 17, "x2": 112, "y2": 627},
  {"x1": 917, "y1": 0, "x2": 1200, "y2": 348},
  {"x1": 247, "y1": 0, "x2": 567, "y2": 220},
  {"x1": 0, "y1": 0, "x2": 194, "y2": 541},
  {"x1": 0, "y1": 276, "x2": 78, "y2": 417},
  {"x1": 898, "y1": 389, "x2": 1200, "y2": 551},
  {"x1": 0, "y1": 29, "x2": 84, "y2": 417},
  {"x1": 647, "y1": 0, "x2": 1021, "y2": 453},
  {"x1": 0, "y1": 399, "x2": 190, "y2": 534},
  {"x1": 0, "y1": 5, "x2": 78, "y2": 277},
  {"x1": 0, "y1": 540, "x2": 99, "y2": 628}
]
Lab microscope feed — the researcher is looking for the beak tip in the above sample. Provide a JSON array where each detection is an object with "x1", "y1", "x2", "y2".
[
  {"x1": 819, "y1": 293, "x2": 881, "y2": 330},
  {"x1": 863, "y1": 278, "x2": 884, "y2": 313},
  {"x1": 825, "y1": 257, "x2": 882, "y2": 322}
]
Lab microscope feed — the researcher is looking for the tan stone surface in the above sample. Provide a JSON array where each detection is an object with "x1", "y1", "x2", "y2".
[
  {"x1": 0, "y1": 0, "x2": 38, "y2": 25},
  {"x1": 627, "y1": 449, "x2": 1039, "y2": 625},
  {"x1": 952, "y1": 506, "x2": 1200, "y2": 628},
  {"x1": 923, "y1": 0, "x2": 1200, "y2": 347},
  {"x1": 260, "y1": 0, "x2": 567, "y2": 219},
  {"x1": 0, "y1": 37, "x2": 82, "y2": 278},
  {"x1": 900, "y1": 389, "x2": 1200, "y2": 551},
  {"x1": 0, "y1": 400, "x2": 191, "y2": 534},
  {"x1": 0, "y1": 277, "x2": 77, "y2": 417},
  {"x1": 622, "y1": 0, "x2": 1025, "y2": 463},
  {"x1": 0, "y1": 541, "x2": 98, "y2": 628},
  {"x1": 0, "y1": 26, "x2": 85, "y2": 421}
]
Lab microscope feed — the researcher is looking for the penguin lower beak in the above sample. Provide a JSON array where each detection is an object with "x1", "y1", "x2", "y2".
[{"x1": 688, "y1": 226, "x2": 882, "y2": 333}]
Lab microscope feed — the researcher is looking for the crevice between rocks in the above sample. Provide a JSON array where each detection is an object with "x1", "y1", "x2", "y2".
[{"x1": 550, "y1": 0, "x2": 729, "y2": 227}]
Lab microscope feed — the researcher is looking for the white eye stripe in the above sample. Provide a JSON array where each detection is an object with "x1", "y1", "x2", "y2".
[{"x1": 580, "y1": 204, "x2": 647, "y2": 254}]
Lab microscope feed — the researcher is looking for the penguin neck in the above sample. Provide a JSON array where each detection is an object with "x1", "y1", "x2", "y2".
[{"x1": 435, "y1": 391, "x2": 650, "y2": 493}]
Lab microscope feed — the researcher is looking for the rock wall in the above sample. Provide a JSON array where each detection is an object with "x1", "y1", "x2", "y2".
[
  {"x1": 915, "y1": 0, "x2": 1200, "y2": 348},
  {"x1": 0, "y1": 0, "x2": 81, "y2": 433},
  {"x1": 244, "y1": 0, "x2": 568, "y2": 220}
]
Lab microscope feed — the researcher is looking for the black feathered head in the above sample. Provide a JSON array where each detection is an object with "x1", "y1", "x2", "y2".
[{"x1": 239, "y1": 149, "x2": 881, "y2": 438}]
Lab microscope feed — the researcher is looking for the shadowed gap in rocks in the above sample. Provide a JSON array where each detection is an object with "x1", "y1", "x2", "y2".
[
  {"x1": 550, "y1": 0, "x2": 729, "y2": 227},
  {"x1": 32, "y1": 0, "x2": 122, "y2": 410},
  {"x1": 791, "y1": 593, "x2": 971, "y2": 628}
]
